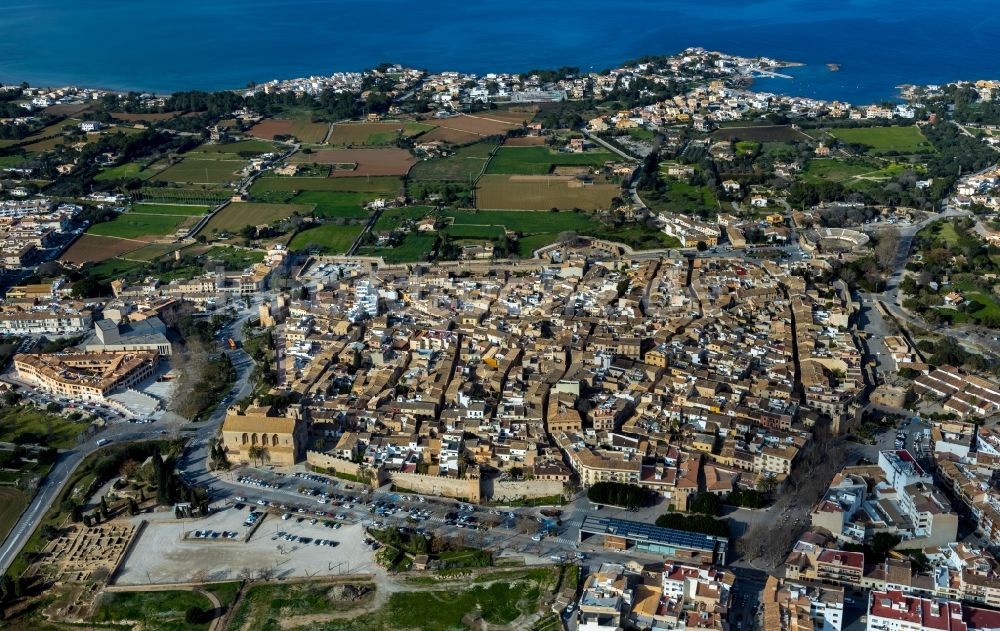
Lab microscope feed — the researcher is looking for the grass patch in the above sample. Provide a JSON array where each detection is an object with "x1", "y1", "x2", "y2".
[
  {"x1": 830, "y1": 125, "x2": 934, "y2": 154},
  {"x1": 0, "y1": 405, "x2": 88, "y2": 448},
  {"x1": 251, "y1": 175, "x2": 394, "y2": 195},
  {"x1": 94, "y1": 161, "x2": 153, "y2": 181},
  {"x1": 320, "y1": 571, "x2": 554, "y2": 631},
  {"x1": 191, "y1": 139, "x2": 281, "y2": 155},
  {"x1": 485, "y1": 146, "x2": 614, "y2": 175},
  {"x1": 291, "y1": 191, "x2": 379, "y2": 219},
  {"x1": 329, "y1": 121, "x2": 436, "y2": 146},
  {"x1": 86, "y1": 257, "x2": 149, "y2": 281},
  {"x1": 372, "y1": 206, "x2": 432, "y2": 232},
  {"x1": 229, "y1": 582, "x2": 375, "y2": 630},
  {"x1": 288, "y1": 224, "x2": 363, "y2": 254},
  {"x1": 357, "y1": 233, "x2": 437, "y2": 263},
  {"x1": 200, "y1": 202, "x2": 312, "y2": 236},
  {"x1": 88, "y1": 212, "x2": 189, "y2": 239},
  {"x1": 0, "y1": 487, "x2": 29, "y2": 547},
  {"x1": 130, "y1": 203, "x2": 211, "y2": 216},
  {"x1": 93, "y1": 590, "x2": 214, "y2": 631},
  {"x1": 409, "y1": 141, "x2": 497, "y2": 181},
  {"x1": 801, "y1": 158, "x2": 877, "y2": 184},
  {"x1": 151, "y1": 158, "x2": 245, "y2": 184}
]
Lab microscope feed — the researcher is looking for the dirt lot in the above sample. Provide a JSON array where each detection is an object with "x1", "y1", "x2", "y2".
[
  {"x1": 114, "y1": 508, "x2": 377, "y2": 585},
  {"x1": 251, "y1": 118, "x2": 330, "y2": 144},
  {"x1": 711, "y1": 124, "x2": 812, "y2": 143},
  {"x1": 418, "y1": 113, "x2": 525, "y2": 144},
  {"x1": 476, "y1": 174, "x2": 620, "y2": 211},
  {"x1": 504, "y1": 136, "x2": 546, "y2": 146},
  {"x1": 289, "y1": 148, "x2": 416, "y2": 177},
  {"x1": 60, "y1": 234, "x2": 147, "y2": 264}
]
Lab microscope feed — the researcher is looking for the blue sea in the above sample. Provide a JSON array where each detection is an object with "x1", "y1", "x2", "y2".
[{"x1": 0, "y1": 0, "x2": 997, "y2": 103}]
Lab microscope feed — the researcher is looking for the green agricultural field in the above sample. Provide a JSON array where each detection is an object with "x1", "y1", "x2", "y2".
[
  {"x1": 93, "y1": 590, "x2": 214, "y2": 631},
  {"x1": 130, "y1": 203, "x2": 211, "y2": 216},
  {"x1": 255, "y1": 175, "x2": 403, "y2": 194},
  {"x1": 830, "y1": 126, "x2": 935, "y2": 154},
  {"x1": 801, "y1": 158, "x2": 878, "y2": 184},
  {"x1": 95, "y1": 161, "x2": 153, "y2": 181},
  {"x1": 329, "y1": 121, "x2": 436, "y2": 146},
  {"x1": 203, "y1": 246, "x2": 266, "y2": 268},
  {"x1": 409, "y1": 141, "x2": 498, "y2": 181},
  {"x1": 372, "y1": 206, "x2": 432, "y2": 232},
  {"x1": 191, "y1": 139, "x2": 281, "y2": 155},
  {"x1": 0, "y1": 405, "x2": 89, "y2": 449},
  {"x1": 139, "y1": 187, "x2": 231, "y2": 205},
  {"x1": 86, "y1": 257, "x2": 149, "y2": 281},
  {"x1": 358, "y1": 233, "x2": 437, "y2": 263},
  {"x1": 446, "y1": 209, "x2": 595, "y2": 234},
  {"x1": 120, "y1": 242, "x2": 187, "y2": 261},
  {"x1": 485, "y1": 146, "x2": 615, "y2": 175},
  {"x1": 291, "y1": 191, "x2": 378, "y2": 219},
  {"x1": 445, "y1": 224, "x2": 506, "y2": 239},
  {"x1": 200, "y1": 202, "x2": 312, "y2": 236},
  {"x1": 87, "y1": 212, "x2": 190, "y2": 239},
  {"x1": 735, "y1": 141, "x2": 760, "y2": 155},
  {"x1": 150, "y1": 157, "x2": 245, "y2": 184},
  {"x1": 288, "y1": 223, "x2": 364, "y2": 253},
  {"x1": 627, "y1": 128, "x2": 657, "y2": 141},
  {"x1": 642, "y1": 180, "x2": 718, "y2": 215},
  {"x1": 0, "y1": 154, "x2": 26, "y2": 168}
]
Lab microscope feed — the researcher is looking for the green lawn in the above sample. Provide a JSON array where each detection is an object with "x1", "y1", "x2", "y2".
[
  {"x1": 409, "y1": 141, "x2": 497, "y2": 181},
  {"x1": 830, "y1": 125, "x2": 935, "y2": 154},
  {"x1": 485, "y1": 146, "x2": 615, "y2": 175},
  {"x1": 88, "y1": 212, "x2": 189, "y2": 239},
  {"x1": 130, "y1": 203, "x2": 211, "y2": 216},
  {"x1": 288, "y1": 224, "x2": 364, "y2": 253},
  {"x1": 291, "y1": 191, "x2": 379, "y2": 219},
  {"x1": 94, "y1": 590, "x2": 214, "y2": 631},
  {"x1": 0, "y1": 405, "x2": 88, "y2": 449}
]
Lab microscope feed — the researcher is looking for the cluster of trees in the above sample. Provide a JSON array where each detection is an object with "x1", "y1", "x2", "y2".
[
  {"x1": 586, "y1": 481, "x2": 649, "y2": 508},
  {"x1": 654, "y1": 511, "x2": 730, "y2": 537},
  {"x1": 917, "y1": 337, "x2": 997, "y2": 374},
  {"x1": 209, "y1": 440, "x2": 230, "y2": 471},
  {"x1": 726, "y1": 487, "x2": 767, "y2": 509}
]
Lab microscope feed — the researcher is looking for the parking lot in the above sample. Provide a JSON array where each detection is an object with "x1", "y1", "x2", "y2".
[{"x1": 114, "y1": 504, "x2": 377, "y2": 586}]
